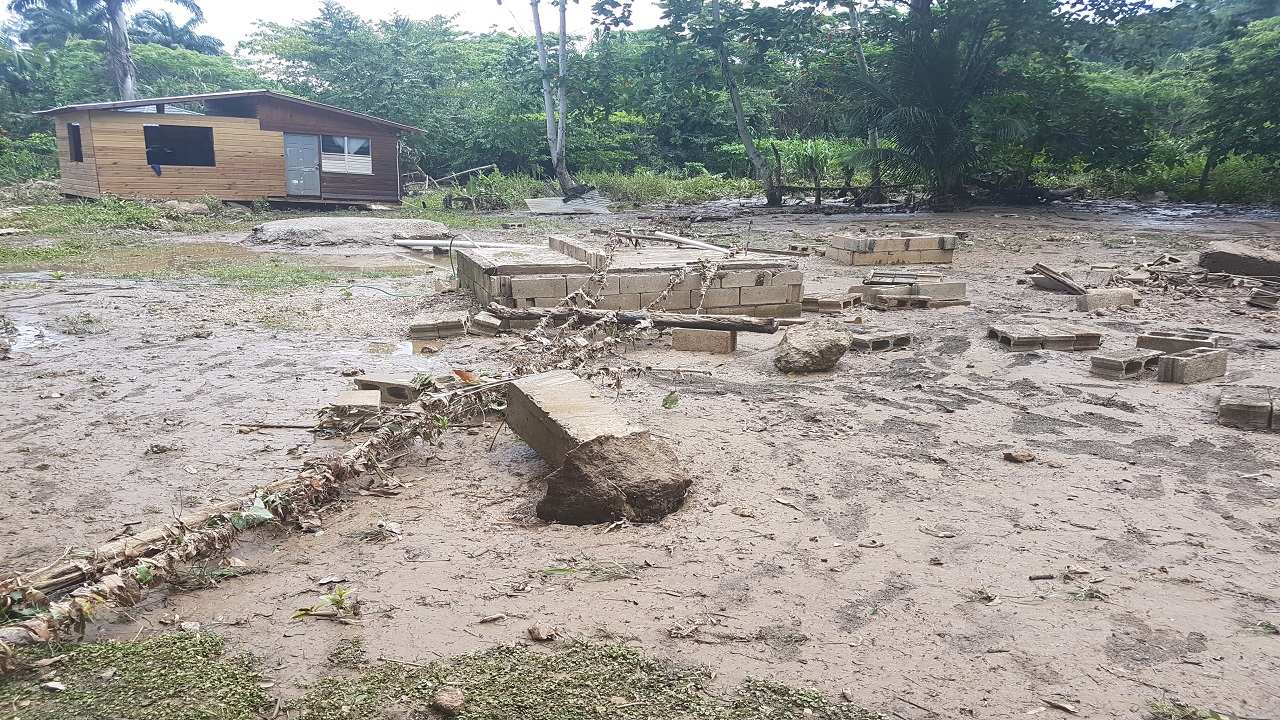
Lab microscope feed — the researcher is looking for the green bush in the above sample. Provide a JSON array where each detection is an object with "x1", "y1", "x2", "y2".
[
  {"x1": 580, "y1": 169, "x2": 759, "y2": 204},
  {"x1": 0, "y1": 133, "x2": 58, "y2": 185}
]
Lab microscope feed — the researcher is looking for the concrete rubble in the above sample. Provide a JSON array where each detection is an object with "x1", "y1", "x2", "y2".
[
  {"x1": 504, "y1": 370, "x2": 692, "y2": 524},
  {"x1": 1217, "y1": 387, "x2": 1276, "y2": 431},
  {"x1": 1157, "y1": 347, "x2": 1228, "y2": 384},
  {"x1": 774, "y1": 319, "x2": 854, "y2": 373},
  {"x1": 1198, "y1": 240, "x2": 1280, "y2": 278}
]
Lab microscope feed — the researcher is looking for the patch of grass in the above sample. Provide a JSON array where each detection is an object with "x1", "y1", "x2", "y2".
[
  {"x1": 194, "y1": 258, "x2": 339, "y2": 291},
  {"x1": 1146, "y1": 701, "x2": 1230, "y2": 719},
  {"x1": 327, "y1": 638, "x2": 367, "y2": 669},
  {"x1": 52, "y1": 311, "x2": 108, "y2": 336},
  {"x1": 0, "y1": 633, "x2": 268, "y2": 720},
  {"x1": 299, "y1": 642, "x2": 880, "y2": 720},
  {"x1": 0, "y1": 238, "x2": 110, "y2": 266},
  {"x1": 9, "y1": 195, "x2": 274, "y2": 237}
]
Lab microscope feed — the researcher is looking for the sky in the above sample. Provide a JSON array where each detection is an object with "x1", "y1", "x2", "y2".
[{"x1": 125, "y1": 0, "x2": 670, "y2": 50}]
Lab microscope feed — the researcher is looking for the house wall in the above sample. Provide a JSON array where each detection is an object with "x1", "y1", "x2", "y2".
[
  {"x1": 256, "y1": 97, "x2": 400, "y2": 202},
  {"x1": 54, "y1": 112, "x2": 100, "y2": 198},
  {"x1": 88, "y1": 110, "x2": 285, "y2": 200}
]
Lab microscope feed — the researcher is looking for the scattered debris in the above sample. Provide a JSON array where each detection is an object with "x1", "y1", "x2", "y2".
[
  {"x1": 847, "y1": 328, "x2": 912, "y2": 352},
  {"x1": 352, "y1": 375, "x2": 423, "y2": 404},
  {"x1": 1248, "y1": 287, "x2": 1279, "y2": 310},
  {"x1": 524, "y1": 190, "x2": 611, "y2": 215},
  {"x1": 248, "y1": 217, "x2": 449, "y2": 246},
  {"x1": 409, "y1": 314, "x2": 467, "y2": 340},
  {"x1": 802, "y1": 292, "x2": 861, "y2": 314}
]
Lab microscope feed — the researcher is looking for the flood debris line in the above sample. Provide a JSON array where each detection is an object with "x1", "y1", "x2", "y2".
[{"x1": 0, "y1": 381, "x2": 506, "y2": 650}]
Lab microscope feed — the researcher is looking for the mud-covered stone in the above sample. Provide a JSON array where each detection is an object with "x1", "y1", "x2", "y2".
[
  {"x1": 1198, "y1": 241, "x2": 1280, "y2": 278},
  {"x1": 773, "y1": 319, "x2": 854, "y2": 373},
  {"x1": 536, "y1": 433, "x2": 692, "y2": 525}
]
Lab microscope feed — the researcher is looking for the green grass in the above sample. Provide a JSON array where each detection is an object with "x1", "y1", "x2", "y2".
[
  {"x1": 1146, "y1": 701, "x2": 1230, "y2": 720},
  {"x1": 9, "y1": 195, "x2": 272, "y2": 237},
  {"x1": 193, "y1": 258, "x2": 341, "y2": 291},
  {"x1": 582, "y1": 170, "x2": 760, "y2": 205},
  {"x1": 299, "y1": 643, "x2": 880, "y2": 720},
  {"x1": 0, "y1": 633, "x2": 268, "y2": 720},
  {"x1": 0, "y1": 238, "x2": 108, "y2": 265}
]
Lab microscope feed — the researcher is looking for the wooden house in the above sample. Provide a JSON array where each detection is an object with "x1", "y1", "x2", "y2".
[{"x1": 36, "y1": 90, "x2": 423, "y2": 204}]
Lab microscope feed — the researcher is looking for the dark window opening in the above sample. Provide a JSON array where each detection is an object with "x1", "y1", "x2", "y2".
[
  {"x1": 144, "y1": 124, "x2": 215, "y2": 167},
  {"x1": 67, "y1": 123, "x2": 83, "y2": 162}
]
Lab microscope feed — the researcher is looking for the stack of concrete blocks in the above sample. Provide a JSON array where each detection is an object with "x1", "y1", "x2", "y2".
[
  {"x1": 987, "y1": 322, "x2": 1102, "y2": 351},
  {"x1": 1089, "y1": 348, "x2": 1164, "y2": 379},
  {"x1": 455, "y1": 237, "x2": 804, "y2": 319},
  {"x1": 852, "y1": 271, "x2": 968, "y2": 310},
  {"x1": 1157, "y1": 347, "x2": 1228, "y2": 384},
  {"x1": 1217, "y1": 387, "x2": 1276, "y2": 431},
  {"x1": 826, "y1": 230, "x2": 957, "y2": 266}
]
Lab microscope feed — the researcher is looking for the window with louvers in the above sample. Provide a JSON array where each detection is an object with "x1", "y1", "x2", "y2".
[{"x1": 321, "y1": 135, "x2": 372, "y2": 174}]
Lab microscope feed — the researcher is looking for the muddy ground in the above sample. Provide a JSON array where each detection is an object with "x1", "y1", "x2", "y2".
[{"x1": 2, "y1": 201, "x2": 1279, "y2": 719}]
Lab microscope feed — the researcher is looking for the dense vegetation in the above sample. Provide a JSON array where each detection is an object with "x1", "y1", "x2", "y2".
[{"x1": 1, "y1": 0, "x2": 1278, "y2": 204}]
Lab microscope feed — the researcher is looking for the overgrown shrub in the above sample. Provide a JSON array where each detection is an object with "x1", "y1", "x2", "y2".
[{"x1": 0, "y1": 133, "x2": 58, "y2": 185}]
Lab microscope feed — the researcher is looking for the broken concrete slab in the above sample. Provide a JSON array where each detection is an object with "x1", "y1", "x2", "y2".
[
  {"x1": 536, "y1": 433, "x2": 692, "y2": 525},
  {"x1": 773, "y1": 319, "x2": 854, "y2": 373},
  {"x1": 353, "y1": 375, "x2": 422, "y2": 404},
  {"x1": 1198, "y1": 241, "x2": 1280, "y2": 279},
  {"x1": 467, "y1": 311, "x2": 504, "y2": 336},
  {"x1": 334, "y1": 390, "x2": 382, "y2": 409},
  {"x1": 1248, "y1": 288, "x2": 1278, "y2": 310},
  {"x1": 1157, "y1": 347, "x2": 1228, "y2": 384},
  {"x1": 910, "y1": 281, "x2": 966, "y2": 301},
  {"x1": 671, "y1": 328, "x2": 737, "y2": 353},
  {"x1": 1137, "y1": 330, "x2": 1225, "y2": 354},
  {"x1": 1077, "y1": 288, "x2": 1140, "y2": 312},
  {"x1": 1089, "y1": 348, "x2": 1164, "y2": 379},
  {"x1": 1217, "y1": 387, "x2": 1273, "y2": 431},
  {"x1": 505, "y1": 370, "x2": 644, "y2": 468}
]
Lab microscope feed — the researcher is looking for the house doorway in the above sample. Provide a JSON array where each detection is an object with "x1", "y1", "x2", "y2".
[{"x1": 284, "y1": 133, "x2": 320, "y2": 196}]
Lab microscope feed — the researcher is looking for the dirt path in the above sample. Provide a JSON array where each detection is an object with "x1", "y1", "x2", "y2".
[{"x1": 2, "y1": 203, "x2": 1278, "y2": 719}]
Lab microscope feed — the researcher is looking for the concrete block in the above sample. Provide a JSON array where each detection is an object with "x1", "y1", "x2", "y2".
[
  {"x1": 1077, "y1": 288, "x2": 1140, "y2": 311},
  {"x1": 408, "y1": 315, "x2": 467, "y2": 340},
  {"x1": 770, "y1": 270, "x2": 804, "y2": 286},
  {"x1": 849, "y1": 329, "x2": 912, "y2": 352},
  {"x1": 334, "y1": 390, "x2": 381, "y2": 409},
  {"x1": 910, "y1": 281, "x2": 966, "y2": 301},
  {"x1": 505, "y1": 370, "x2": 643, "y2": 467},
  {"x1": 468, "y1": 311, "x2": 504, "y2": 336},
  {"x1": 915, "y1": 249, "x2": 955, "y2": 264},
  {"x1": 581, "y1": 275, "x2": 620, "y2": 296},
  {"x1": 697, "y1": 287, "x2": 741, "y2": 308},
  {"x1": 851, "y1": 250, "x2": 922, "y2": 266},
  {"x1": 595, "y1": 293, "x2": 643, "y2": 311},
  {"x1": 1089, "y1": 348, "x2": 1164, "y2": 379},
  {"x1": 827, "y1": 247, "x2": 855, "y2": 265},
  {"x1": 619, "y1": 273, "x2": 675, "y2": 295},
  {"x1": 802, "y1": 293, "x2": 860, "y2": 314},
  {"x1": 987, "y1": 323, "x2": 1045, "y2": 351},
  {"x1": 1137, "y1": 330, "x2": 1224, "y2": 354},
  {"x1": 671, "y1": 328, "x2": 737, "y2": 353},
  {"x1": 787, "y1": 284, "x2": 803, "y2": 303},
  {"x1": 515, "y1": 297, "x2": 536, "y2": 308},
  {"x1": 1217, "y1": 387, "x2": 1273, "y2": 430},
  {"x1": 410, "y1": 339, "x2": 444, "y2": 354},
  {"x1": 1157, "y1": 348, "x2": 1228, "y2": 384},
  {"x1": 856, "y1": 284, "x2": 912, "y2": 302},
  {"x1": 642, "y1": 290, "x2": 692, "y2": 310},
  {"x1": 719, "y1": 270, "x2": 772, "y2": 288},
  {"x1": 509, "y1": 275, "x2": 568, "y2": 300},
  {"x1": 740, "y1": 284, "x2": 793, "y2": 305},
  {"x1": 353, "y1": 375, "x2": 422, "y2": 404},
  {"x1": 867, "y1": 294, "x2": 932, "y2": 310},
  {"x1": 704, "y1": 303, "x2": 802, "y2": 318}
]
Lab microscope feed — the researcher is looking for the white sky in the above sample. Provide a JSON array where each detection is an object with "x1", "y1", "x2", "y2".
[{"x1": 128, "y1": 0, "x2": 670, "y2": 49}]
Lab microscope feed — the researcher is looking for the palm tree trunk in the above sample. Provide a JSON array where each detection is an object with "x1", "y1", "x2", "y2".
[
  {"x1": 529, "y1": 0, "x2": 575, "y2": 194},
  {"x1": 710, "y1": 0, "x2": 780, "y2": 206},
  {"x1": 846, "y1": 1, "x2": 883, "y2": 203},
  {"x1": 105, "y1": 0, "x2": 137, "y2": 100}
]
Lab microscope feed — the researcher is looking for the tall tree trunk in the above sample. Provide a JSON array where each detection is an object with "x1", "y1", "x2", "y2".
[
  {"x1": 106, "y1": 0, "x2": 137, "y2": 100},
  {"x1": 846, "y1": 1, "x2": 883, "y2": 203},
  {"x1": 1197, "y1": 142, "x2": 1220, "y2": 196},
  {"x1": 710, "y1": 0, "x2": 781, "y2": 206},
  {"x1": 530, "y1": 0, "x2": 576, "y2": 194}
]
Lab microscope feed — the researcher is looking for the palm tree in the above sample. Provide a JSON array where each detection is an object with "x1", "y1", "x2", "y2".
[
  {"x1": 129, "y1": 9, "x2": 223, "y2": 54},
  {"x1": 12, "y1": 0, "x2": 104, "y2": 47},
  {"x1": 7, "y1": 0, "x2": 205, "y2": 100}
]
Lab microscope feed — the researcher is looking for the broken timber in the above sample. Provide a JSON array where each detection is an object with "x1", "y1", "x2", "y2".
[{"x1": 485, "y1": 302, "x2": 779, "y2": 333}]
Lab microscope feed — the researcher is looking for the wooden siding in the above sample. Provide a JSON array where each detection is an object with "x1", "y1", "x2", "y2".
[
  {"x1": 89, "y1": 111, "x2": 285, "y2": 200},
  {"x1": 54, "y1": 112, "x2": 100, "y2": 198},
  {"x1": 256, "y1": 97, "x2": 400, "y2": 201}
]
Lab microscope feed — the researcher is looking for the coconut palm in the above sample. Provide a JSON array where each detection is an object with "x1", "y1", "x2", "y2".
[
  {"x1": 7, "y1": 0, "x2": 205, "y2": 99},
  {"x1": 129, "y1": 9, "x2": 223, "y2": 54},
  {"x1": 11, "y1": 0, "x2": 105, "y2": 47}
]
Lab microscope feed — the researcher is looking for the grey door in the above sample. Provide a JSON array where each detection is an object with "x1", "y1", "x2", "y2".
[{"x1": 284, "y1": 133, "x2": 320, "y2": 196}]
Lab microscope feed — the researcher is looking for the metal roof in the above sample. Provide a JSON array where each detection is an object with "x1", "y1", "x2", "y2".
[{"x1": 35, "y1": 89, "x2": 424, "y2": 133}]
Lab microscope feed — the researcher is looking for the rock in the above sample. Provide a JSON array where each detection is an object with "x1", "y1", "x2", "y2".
[
  {"x1": 247, "y1": 217, "x2": 449, "y2": 247},
  {"x1": 527, "y1": 622, "x2": 556, "y2": 641},
  {"x1": 40, "y1": 681, "x2": 66, "y2": 692},
  {"x1": 536, "y1": 432, "x2": 692, "y2": 525},
  {"x1": 432, "y1": 687, "x2": 465, "y2": 716},
  {"x1": 1003, "y1": 450, "x2": 1036, "y2": 463},
  {"x1": 161, "y1": 200, "x2": 211, "y2": 215},
  {"x1": 1198, "y1": 241, "x2": 1280, "y2": 278},
  {"x1": 773, "y1": 319, "x2": 854, "y2": 373}
]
